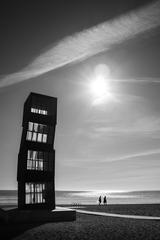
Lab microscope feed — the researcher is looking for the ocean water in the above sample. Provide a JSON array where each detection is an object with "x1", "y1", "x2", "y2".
[
  {"x1": 0, "y1": 190, "x2": 160, "y2": 206},
  {"x1": 56, "y1": 190, "x2": 160, "y2": 205}
]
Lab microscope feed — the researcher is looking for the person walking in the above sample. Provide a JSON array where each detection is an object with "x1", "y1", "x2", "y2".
[
  {"x1": 103, "y1": 195, "x2": 107, "y2": 205},
  {"x1": 98, "y1": 195, "x2": 102, "y2": 205}
]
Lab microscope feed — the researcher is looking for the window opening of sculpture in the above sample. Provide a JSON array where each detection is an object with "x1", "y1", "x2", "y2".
[
  {"x1": 31, "y1": 107, "x2": 48, "y2": 115},
  {"x1": 27, "y1": 150, "x2": 49, "y2": 171},
  {"x1": 26, "y1": 122, "x2": 48, "y2": 143},
  {"x1": 25, "y1": 182, "x2": 46, "y2": 204}
]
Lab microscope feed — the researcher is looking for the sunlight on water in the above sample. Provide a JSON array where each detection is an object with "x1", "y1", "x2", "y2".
[
  {"x1": 1, "y1": 190, "x2": 160, "y2": 206},
  {"x1": 69, "y1": 190, "x2": 130, "y2": 198},
  {"x1": 56, "y1": 190, "x2": 160, "y2": 205}
]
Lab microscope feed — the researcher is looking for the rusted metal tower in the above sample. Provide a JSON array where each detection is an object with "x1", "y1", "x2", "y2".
[{"x1": 17, "y1": 92, "x2": 57, "y2": 210}]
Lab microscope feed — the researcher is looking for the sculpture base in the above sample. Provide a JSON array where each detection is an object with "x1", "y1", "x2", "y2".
[{"x1": 0, "y1": 206, "x2": 76, "y2": 223}]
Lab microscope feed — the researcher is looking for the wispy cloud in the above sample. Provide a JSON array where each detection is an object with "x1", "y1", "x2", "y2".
[
  {"x1": 0, "y1": 0, "x2": 160, "y2": 88},
  {"x1": 113, "y1": 77, "x2": 160, "y2": 83},
  {"x1": 94, "y1": 116, "x2": 160, "y2": 136},
  {"x1": 106, "y1": 148, "x2": 160, "y2": 162},
  {"x1": 57, "y1": 147, "x2": 160, "y2": 168}
]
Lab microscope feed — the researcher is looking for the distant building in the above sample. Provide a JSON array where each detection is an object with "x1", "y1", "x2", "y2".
[{"x1": 17, "y1": 92, "x2": 57, "y2": 210}]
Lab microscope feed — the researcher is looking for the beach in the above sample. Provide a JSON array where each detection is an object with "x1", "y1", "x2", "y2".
[
  {"x1": 71, "y1": 203, "x2": 160, "y2": 217},
  {"x1": 1, "y1": 204, "x2": 160, "y2": 240}
]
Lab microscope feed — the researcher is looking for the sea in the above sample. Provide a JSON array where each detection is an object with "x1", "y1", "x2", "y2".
[{"x1": 0, "y1": 190, "x2": 160, "y2": 206}]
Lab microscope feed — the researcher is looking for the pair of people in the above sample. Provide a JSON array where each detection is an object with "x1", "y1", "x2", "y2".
[{"x1": 98, "y1": 195, "x2": 107, "y2": 205}]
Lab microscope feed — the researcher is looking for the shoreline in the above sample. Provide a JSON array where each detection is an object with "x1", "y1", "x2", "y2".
[{"x1": 59, "y1": 203, "x2": 160, "y2": 217}]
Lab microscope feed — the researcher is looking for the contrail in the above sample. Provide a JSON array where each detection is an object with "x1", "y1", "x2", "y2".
[
  {"x1": 104, "y1": 149, "x2": 160, "y2": 163},
  {"x1": 112, "y1": 77, "x2": 160, "y2": 83},
  {"x1": 0, "y1": 0, "x2": 160, "y2": 88}
]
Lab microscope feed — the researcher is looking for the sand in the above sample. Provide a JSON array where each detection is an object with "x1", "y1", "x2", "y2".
[
  {"x1": 1, "y1": 204, "x2": 160, "y2": 240},
  {"x1": 72, "y1": 203, "x2": 160, "y2": 216}
]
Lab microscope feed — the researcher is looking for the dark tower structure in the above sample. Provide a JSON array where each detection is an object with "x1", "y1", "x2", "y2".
[{"x1": 17, "y1": 92, "x2": 57, "y2": 210}]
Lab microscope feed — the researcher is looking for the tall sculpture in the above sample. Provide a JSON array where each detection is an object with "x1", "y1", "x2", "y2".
[{"x1": 17, "y1": 92, "x2": 57, "y2": 210}]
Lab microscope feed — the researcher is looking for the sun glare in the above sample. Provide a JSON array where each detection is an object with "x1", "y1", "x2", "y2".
[
  {"x1": 89, "y1": 64, "x2": 113, "y2": 104},
  {"x1": 90, "y1": 75, "x2": 109, "y2": 98}
]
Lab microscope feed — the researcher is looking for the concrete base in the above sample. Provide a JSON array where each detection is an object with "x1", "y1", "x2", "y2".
[{"x1": 0, "y1": 206, "x2": 76, "y2": 223}]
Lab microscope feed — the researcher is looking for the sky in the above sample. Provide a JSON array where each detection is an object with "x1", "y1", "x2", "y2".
[{"x1": 0, "y1": 0, "x2": 160, "y2": 191}]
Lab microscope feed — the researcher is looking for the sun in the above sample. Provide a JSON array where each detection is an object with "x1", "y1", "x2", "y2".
[
  {"x1": 89, "y1": 64, "x2": 112, "y2": 103},
  {"x1": 90, "y1": 75, "x2": 109, "y2": 98}
]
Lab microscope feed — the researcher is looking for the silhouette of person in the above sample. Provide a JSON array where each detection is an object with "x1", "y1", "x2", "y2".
[
  {"x1": 98, "y1": 195, "x2": 102, "y2": 205},
  {"x1": 103, "y1": 196, "x2": 107, "y2": 205}
]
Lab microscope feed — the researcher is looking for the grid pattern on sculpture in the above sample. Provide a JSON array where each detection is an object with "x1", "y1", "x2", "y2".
[
  {"x1": 25, "y1": 182, "x2": 46, "y2": 204},
  {"x1": 26, "y1": 122, "x2": 48, "y2": 143},
  {"x1": 27, "y1": 150, "x2": 50, "y2": 171},
  {"x1": 31, "y1": 107, "x2": 48, "y2": 115}
]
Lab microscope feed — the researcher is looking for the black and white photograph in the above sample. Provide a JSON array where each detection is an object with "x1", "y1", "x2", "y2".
[{"x1": 0, "y1": 0, "x2": 160, "y2": 239}]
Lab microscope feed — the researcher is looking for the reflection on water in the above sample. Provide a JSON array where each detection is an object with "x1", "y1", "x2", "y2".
[
  {"x1": 56, "y1": 190, "x2": 160, "y2": 205},
  {"x1": 0, "y1": 190, "x2": 160, "y2": 205}
]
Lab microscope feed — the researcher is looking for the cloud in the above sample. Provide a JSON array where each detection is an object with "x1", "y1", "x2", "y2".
[
  {"x1": 0, "y1": 0, "x2": 160, "y2": 88},
  {"x1": 113, "y1": 77, "x2": 160, "y2": 83},
  {"x1": 94, "y1": 116, "x2": 160, "y2": 136},
  {"x1": 106, "y1": 148, "x2": 160, "y2": 162}
]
